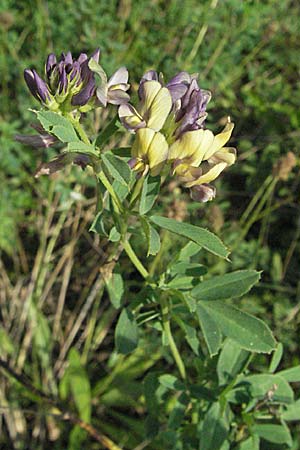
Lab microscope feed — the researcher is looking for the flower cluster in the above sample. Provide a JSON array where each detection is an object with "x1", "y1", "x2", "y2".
[
  {"x1": 119, "y1": 70, "x2": 236, "y2": 202},
  {"x1": 20, "y1": 47, "x2": 236, "y2": 202},
  {"x1": 24, "y1": 49, "x2": 130, "y2": 112}
]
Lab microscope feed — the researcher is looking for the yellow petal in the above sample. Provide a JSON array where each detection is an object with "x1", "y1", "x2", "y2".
[
  {"x1": 148, "y1": 132, "x2": 169, "y2": 176},
  {"x1": 168, "y1": 129, "x2": 214, "y2": 166},
  {"x1": 131, "y1": 128, "x2": 155, "y2": 158},
  {"x1": 208, "y1": 147, "x2": 236, "y2": 166},
  {"x1": 140, "y1": 81, "x2": 161, "y2": 113},
  {"x1": 203, "y1": 122, "x2": 234, "y2": 160},
  {"x1": 185, "y1": 162, "x2": 227, "y2": 187},
  {"x1": 147, "y1": 87, "x2": 172, "y2": 131}
]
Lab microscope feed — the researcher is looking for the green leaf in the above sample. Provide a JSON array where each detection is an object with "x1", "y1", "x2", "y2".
[
  {"x1": 244, "y1": 374, "x2": 294, "y2": 403},
  {"x1": 277, "y1": 365, "x2": 300, "y2": 382},
  {"x1": 139, "y1": 175, "x2": 161, "y2": 215},
  {"x1": 95, "y1": 115, "x2": 119, "y2": 146},
  {"x1": 178, "y1": 241, "x2": 202, "y2": 260},
  {"x1": 199, "y1": 402, "x2": 228, "y2": 450},
  {"x1": 252, "y1": 423, "x2": 292, "y2": 446},
  {"x1": 101, "y1": 151, "x2": 132, "y2": 186},
  {"x1": 108, "y1": 226, "x2": 121, "y2": 242},
  {"x1": 191, "y1": 270, "x2": 260, "y2": 301},
  {"x1": 167, "y1": 275, "x2": 196, "y2": 290},
  {"x1": 89, "y1": 211, "x2": 108, "y2": 236},
  {"x1": 115, "y1": 308, "x2": 138, "y2": 354},
  {"x1": 180, "y1": 321, "x2": 201, "y2": 356},
  {"x1": 141, "y1": 216, "x2": 161, "y2": 256},
  {"x1": 282, "y1": 399, "x2": 300, "y2": 421},
  {"x1": 149, "y1": 215, "x2": 229, "y2": 259},
  {"x1": 37, "y1": 111, "x2": 79, "y2": 143},
  {"x1": 217, "y1": 339, "x2": 250, "y2": 386},
  {"x1": 158, "y1": 374, "x2": 185, "y2": 391},
  {"x1": 237, "y1": 435, "x2": 260, "y2": 450},
  {"x1": 105, "y1": 267, "x2": 124, "y2": 309},
  {"x1": 168, "y1": 392, "x2": 189, "y2": 429},
  {"x1": 67, "y1": 141, "x2": 98, "y2": 156},
  {"x1": 198, "y1": 301, "x2": 276, "y2": 353},
  {"x1": 169, "y1": 262, "x2": 207, "y2": 278},
  {"x1": 269, "y1": 342, "x2": 283, "y2": 373},
  {"x1": 0, "y1": 326, "x2": 14, "y2": 354},
  {"x1": 67, "y1": 348, "x2": 91, "y2": 423},
  {"x1": 197, "y1": 303, "x2": 222, "y2": 356}
]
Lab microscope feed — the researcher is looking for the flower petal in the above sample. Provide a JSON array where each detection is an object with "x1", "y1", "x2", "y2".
[
  {"x1": 108, "y1": 66, "x2": 129, "y2": 86},
  {"x1": 203, "y1": 121, "x2": 234, "y2": 160},
  {"x1": 190, "y1": 184, "x2": 216, "y2": 202},
  {"x1": 131, "y1": 128, "x2": 155, "y2": 158},
  {"x1": 119, "y1": 104, "x2": 145, "y2": 131},
  {"x1": 148, "y1": 131, "x2": 169, "y2": 176},
  {"x1": 168, "y1": 129, "x2": 214, "y2": 166},
  {"x1": 185, "y1": 162, "x2": 227, "y2": 187}
]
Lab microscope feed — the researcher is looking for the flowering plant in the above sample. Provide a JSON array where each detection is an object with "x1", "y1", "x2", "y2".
[{"x1": 14, "y1": 47, "x2": 294, "y2": 450}]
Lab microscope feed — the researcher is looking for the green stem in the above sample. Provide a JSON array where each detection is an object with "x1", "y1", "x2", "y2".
[
  {"x1": 96, "y1": 170, "x2": 123, "y2": 214},
  {"x1": 67, "y1": 114, "x2": 91, "y2": 145},
  {"x1": 160, "y1": 296, "x2": 186, "y2": 381},
  {"x1": 122, "y1": 239, "x2": 149, "y2": 279}
]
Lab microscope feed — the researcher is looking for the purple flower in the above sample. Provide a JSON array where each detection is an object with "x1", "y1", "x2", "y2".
[
  {"x1": 24, "y1": 49, "x2": 100, "y2": 108},
  {"x1": 24, "y1": 69, "x2": 51, "y2": 103},
  {"x1": 174, "y1": 78, "x2": 211, "y2": 137},
  {"x1": 15, "y1": 132, "x2": 57, "y2": 148}
]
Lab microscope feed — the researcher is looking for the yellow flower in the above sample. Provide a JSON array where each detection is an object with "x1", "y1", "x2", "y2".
[
  {"x1": 130, "y1": 128, "x2": 169, "y2": 176},
  {"x1": 119, "y1": 80, "x2": 172, "y2": 133},
  {"x1": 168, "y1": 120, "x2": 236, "y2": 189}
]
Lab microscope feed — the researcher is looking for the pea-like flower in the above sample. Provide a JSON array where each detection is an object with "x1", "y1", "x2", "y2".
[
  {"x1": 168, "y1": 119, "x2": 236, "y2": 201},
  {"x1": 129, "y1": 128, "x2": 169, "y2": 176},
  {"x1": 24, "y1": 49, "x2": 100, "y2": 110},
  {"x1": 89, "y1": 61, "x2": 130, "y2": 107},
  {"x1": 119, "y1": 80, "x2": 172, "y2": 132}
]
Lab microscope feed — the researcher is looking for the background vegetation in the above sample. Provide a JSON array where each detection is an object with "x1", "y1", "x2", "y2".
[{"x1": 0, "y1": 0, "x2": 299, "y2": 448}]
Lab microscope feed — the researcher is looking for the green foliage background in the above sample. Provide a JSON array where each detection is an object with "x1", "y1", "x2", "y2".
[{"x1": 0, "y1": 0, "x2": 299, "y2": 448}]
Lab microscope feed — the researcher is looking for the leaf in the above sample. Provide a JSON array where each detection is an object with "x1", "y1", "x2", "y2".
[
  {"x1": 89, "y1": 211, "x2": 108, "y2": 236},
  {"x1": 177, "y1": 241, "x2": 202, "y2": 260},
  {"x1": 180, "y1": 321, "x2": 201, "y2": 356},
  {"x1": 105, "y1": 267, "x2": 124, "y2": 309},
  {"x1": 197, "y1": 303, "x2": 222, "y2": 356},
  {"x1": 108, "y1": 226, "x2": 121, "y2": 242},
  {"x1": 169, "y1": 262, "x2": 207, "y2": 278},
  {"x1": 150, "y1": 215, "x2": 229, "y2": 258},
  {"x1": 199, "y1": 402, "x2": 228, "y2": 450},
  {"x1": 269, "y1": 342, "x2": 283, "y2": 373},
  {"x1": 67, "y1": 141, "x2": 98, "y2": 156},
  {"x1": 158, "y1": 374, "x2": 185, "y2": 391},
  {"x1": 191, "y1": 270, "x2": 260, "y2": 301},
  {"x1": 237, "y1": 435, "x2": 260, "y2": 450},
  {"x1": 217, "y1": 339, "x2": 250, "y2": 386},
  {"x1": 0, "y1": 326, "x2": 14, "y2": 354},
  {"x1": 277, "y1": 365, "x2": 300, "y2": 382},
  {"x1": 67, "y1": 348, "x2": 91, "y2": 423},
  {"x1": 282, "y1": 399, "x2": 300, "y2": 421},
  {"x1": 198, "y1": 301, "x2": 276, "y2": 353},
  {"x1": 95, "y1": 115, "x2": 119, "y2": 146},
  {"x1": 141, "y1": 216, "x2": 161, "y2": 256},
  {"x1": 168, "y1": 392, "x2": 189, "y2": 429},
  {"x1": 167, "y1": 275, "x2": 196, "y2": 290},
  {"x1": 115, "y1": 308, "x2": 138, "y2": 354},
  {"x1": 244, "y1": 374, "x2": 294, "y2": 403},
  {"x1": 252, "y1": 423, "x2": 292, "y2": 446},
  {"x1": 37, "y1": 111, "x2": 79, "y2": 143},
  {"x1": 101, "y1": 151, "x2": 131, "y2": 186},
  {"x1": 139, "y1": 175, "x2": 161, "y2": 215}
]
